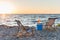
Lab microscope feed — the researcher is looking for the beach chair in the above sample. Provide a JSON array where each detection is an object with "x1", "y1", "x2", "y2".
[
  {"x1": 15, "y1": 20, "x2": 35, "y2": 37},
  {"x1": 45, "y1": 18, "x2": 57, "y2": 31}
]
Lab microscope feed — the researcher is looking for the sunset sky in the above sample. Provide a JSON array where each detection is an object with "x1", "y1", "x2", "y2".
[{"x1": 0, "y1": 0, "x2": 60, "y2": 14}]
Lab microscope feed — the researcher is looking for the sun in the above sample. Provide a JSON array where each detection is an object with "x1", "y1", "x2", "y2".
[{"x1": 0, "y1": 1, "x2": 15, "y2": 14}]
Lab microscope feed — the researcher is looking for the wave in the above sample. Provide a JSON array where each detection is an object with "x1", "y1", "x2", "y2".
[{"x1": 0, "y1": 14, "x2": 60, "y2": 26}]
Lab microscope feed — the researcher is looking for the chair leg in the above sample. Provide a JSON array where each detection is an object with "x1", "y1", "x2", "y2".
[{"x1": 16, "y1": 32, "x2": 23, "y2": 38}]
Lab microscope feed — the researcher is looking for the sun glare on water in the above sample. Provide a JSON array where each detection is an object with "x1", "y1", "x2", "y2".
[{"x1": 0, "y1": 1, "x2": 15, "y2": 14}]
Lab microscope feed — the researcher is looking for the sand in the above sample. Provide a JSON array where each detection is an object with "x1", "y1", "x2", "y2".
[{"x1": 0, "y1": 25, "x2": 59, "y2": 40}]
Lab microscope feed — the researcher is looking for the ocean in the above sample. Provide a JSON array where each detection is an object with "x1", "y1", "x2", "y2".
[{"x1": 0, "y1": 14, "x2": 60, "y2": 27}]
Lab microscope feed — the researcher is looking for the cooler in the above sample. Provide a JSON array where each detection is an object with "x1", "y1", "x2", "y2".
[{"x1": 36, "y1": 23, "x2": 43, "y2": 31}]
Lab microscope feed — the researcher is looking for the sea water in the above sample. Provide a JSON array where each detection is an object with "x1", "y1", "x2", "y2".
[{"x1": 0, "y1": 14, "x2": 60, "y2": 27}]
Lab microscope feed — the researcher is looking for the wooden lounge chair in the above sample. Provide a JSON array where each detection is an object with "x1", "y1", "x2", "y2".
[
  {"x1": 15, "y1": 20, "x2": 35, "y2": 37},
  {"x1": 45, "y1": 18, "x2": 57, "y2": 31}
]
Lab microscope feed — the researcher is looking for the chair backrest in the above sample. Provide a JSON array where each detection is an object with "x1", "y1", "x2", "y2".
[
  {"x1": 15, "y1": 20, "x2": 30, "y2": 31},
  {"x1": 15, "y1": 20, "x2": 25, "y2": 31},
  {"x1": 15, "y1": 20, "x2": 23, "y2": 26},
  {"x1": 45, "y1": 18, "x2": 57, "y2": 27}
]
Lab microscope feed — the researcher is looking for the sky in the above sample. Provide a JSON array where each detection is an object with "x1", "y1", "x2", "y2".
[{"x1": 0, "y1": 0, "x2": 60, "y2": 14}]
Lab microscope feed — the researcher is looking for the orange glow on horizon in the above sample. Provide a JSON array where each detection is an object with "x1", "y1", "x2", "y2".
[{"x1": 14, "y1": 9, "x2": 60, "y2": 14}]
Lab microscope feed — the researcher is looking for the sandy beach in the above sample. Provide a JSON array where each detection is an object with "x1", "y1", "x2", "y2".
[{"x1": 0, "y1": 25, "x2": 59, "y2": 40}]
